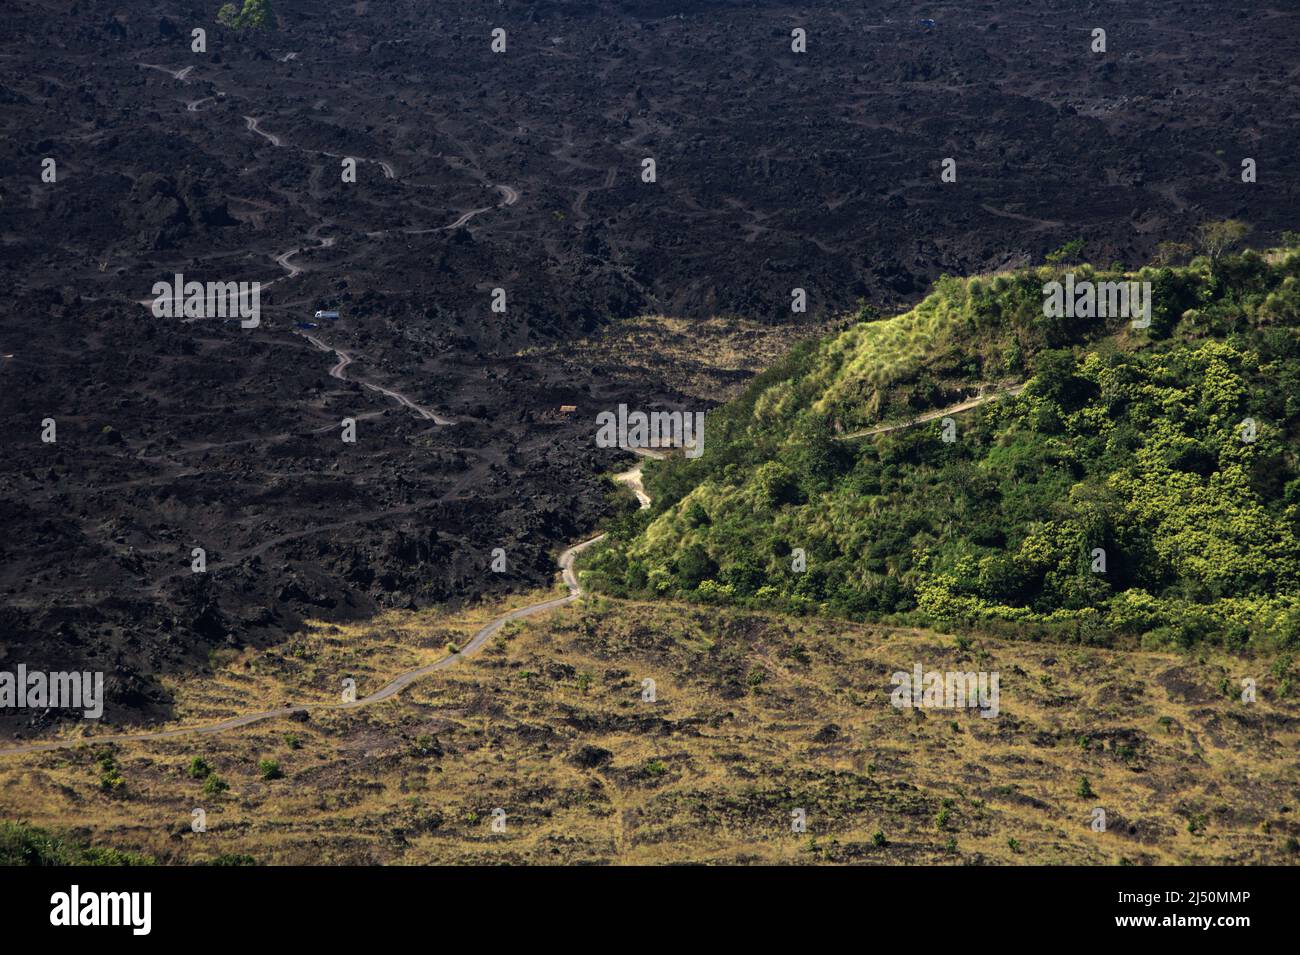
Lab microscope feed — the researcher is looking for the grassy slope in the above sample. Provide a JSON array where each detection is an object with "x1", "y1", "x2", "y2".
[
  {"x1": 0, "y1": 597, "x2": 1295, "y2": 864},
  {"x1": 582, "y1": 249, "x2": 1300, "y2": 654}
]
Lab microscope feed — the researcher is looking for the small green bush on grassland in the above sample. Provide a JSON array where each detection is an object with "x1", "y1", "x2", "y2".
[{"x1": 578, "y1": 241, "x2": 1300, "y2": 652}]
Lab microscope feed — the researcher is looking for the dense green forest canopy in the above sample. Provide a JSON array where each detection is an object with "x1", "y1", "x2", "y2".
[{"x1": 581, "y1": 245, "x2": 1300, "y2": 653}]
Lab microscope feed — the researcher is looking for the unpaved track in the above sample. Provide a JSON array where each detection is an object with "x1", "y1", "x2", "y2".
[
  {"x1": 612, "y1": 446, "x2": 663, "y2": 507},
  {"x1": 837, "y1": 383, "x2": 1026, "y2": 440},
  {"x1": 10, "y1": 394, "x2": 1016, "y2": 756},
  {"x1": 0, "y1": 534, "x2": 604, "y2": 755},
  {"x1": 139, "y1": 59, "x2": 520, "y2": 255},
  {"x1": 138, "y1": 63, "x2": 192, "y2": 81},
  {"x1": 265, "y1": 226, "x2": 336, "y2": 289},
  {"x1": 243, "y1": 114, "x2": 282, "y2": 147},
  {"x1": 5, "y1": 60, "x2": 632, "y2": 756},
  {"x1": 299, "y1": 332, "x2": 455, "y2": 425},
  {"x1": 0, "y1": 449, "x2": 662, "y2": 755}
]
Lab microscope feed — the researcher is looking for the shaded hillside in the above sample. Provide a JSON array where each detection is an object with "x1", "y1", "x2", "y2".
[{"x1": 582, "y1": 245, "x2": 1300, "y2": 651}]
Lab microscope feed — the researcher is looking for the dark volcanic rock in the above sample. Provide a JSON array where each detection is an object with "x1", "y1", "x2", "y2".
[{"x1": 2, "y1": 0, "x2": 1298, "y2": 732}]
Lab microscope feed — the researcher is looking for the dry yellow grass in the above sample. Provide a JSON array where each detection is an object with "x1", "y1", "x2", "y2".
[
  {"x1": 520, "y1": 314, "x2": 835, "y2": 402},
  {"x1": 1, "y1": 594, "x2": 1295, "y2": 865}
]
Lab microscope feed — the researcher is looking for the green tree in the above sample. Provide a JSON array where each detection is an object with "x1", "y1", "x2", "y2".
[
  {"x1": 1196, "y1": 219, "x2": 1250, "y2": 265},
  {"x1": 755, "y1": 461, "x2": 803, "y2": 507},
  {"x1": 675, "y1": 544, "x2": 717, "y2": 589},
  {"x1": 791, "y1": 416, "x2": 850, "y2": 491},
  {"x1": 1153, "y1": 240, "x2": 1193, "y2": 266},
  {"x1": 217, "y1": 0, "x2": 273, "y2": 30},
  {"x1": 239, "y1": 0, "x2": 272, "y2": 28},
  {"x1": 1046, "y1": 239, "x2": 1085, "y2": 265}
]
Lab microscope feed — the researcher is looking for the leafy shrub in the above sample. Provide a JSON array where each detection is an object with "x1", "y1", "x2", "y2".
[
  {"x1": 0, "y1": 822, "x2": 154, "y2": 866},
  {"x1": 217, "y1": 0, "x2": 272, "y2": 30},
  {"x1": 96, "y1": 752, "x2": 125, "y2": 793}
]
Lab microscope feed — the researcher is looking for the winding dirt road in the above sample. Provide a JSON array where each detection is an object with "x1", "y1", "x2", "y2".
[
  {"x1": 367, "y1": 183, "x2": 519, "y2": 237},
  {"x1": 6, "y1": 56, "x2": 656, "y2": 757},
  {"x1": 266, "y1": 227, "x2": 336, "y2": 286},
  {"x1": 0, "y1": 373, "x2": 1020, "y2": 755},
  {"x1": 79, "y1": 59, "x2": 1023, "y2": 755},
  {"x1": 0, "y1": 445, "x2": 661, "y2": 757},
  {"x1": 134, "y1": 64, "x2": 520, "y2": 424},
  {"x1": 299, "y1": 332, "x2": 455, "y2": 425},
  {"x1": 837, "y1": 383, "x2": 1026, "y2": 440},
  {"x1": 5, "y1": 58, "x2": 684, "y2": 757},
  {"x1": 243, "y1": 114, "x2": 282, "y2": 147},
  {"x1": 139, "y1": 58, "x2": 521, "y2": 287},
  {"x1": 138, "y1": 63, "x2": 192, "y2": 81}
]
